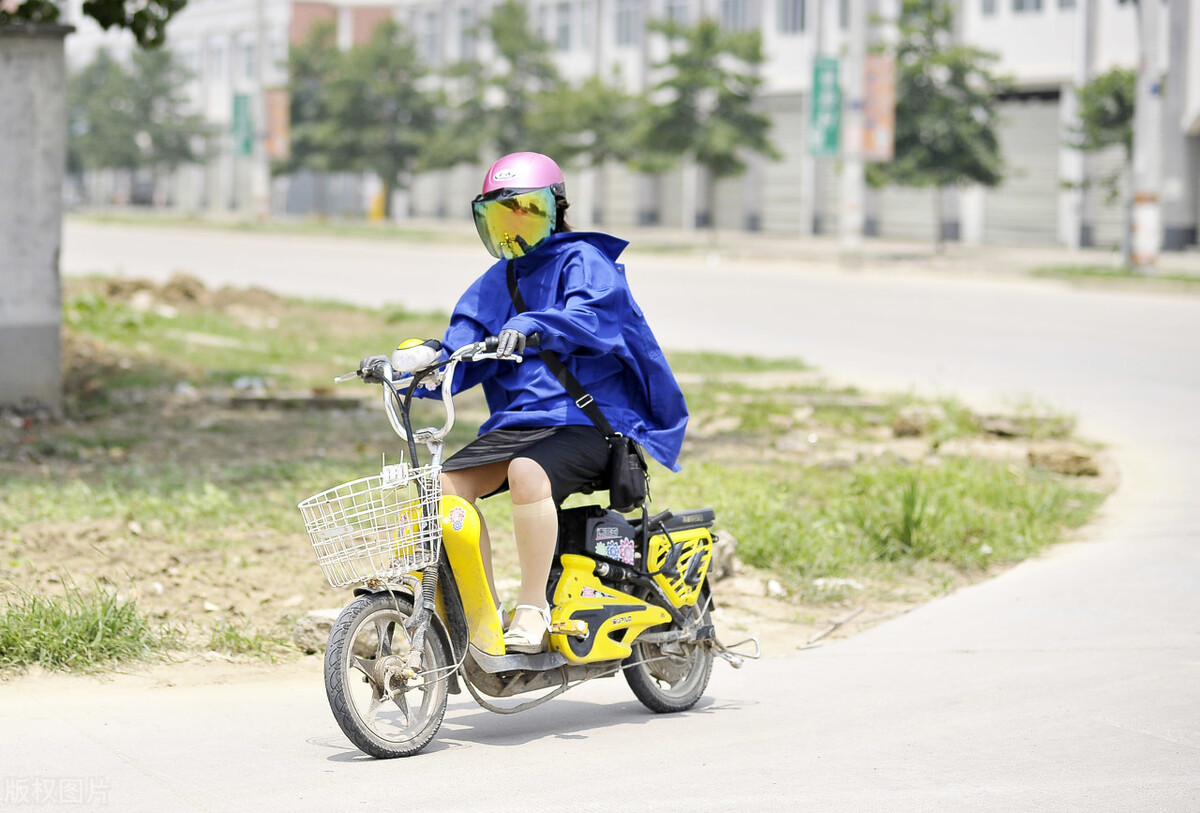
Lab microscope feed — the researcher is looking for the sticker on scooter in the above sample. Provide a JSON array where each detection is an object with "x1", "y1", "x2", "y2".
[{"x1": 446, "y1": 506, "x2": 467, "y2": 532}]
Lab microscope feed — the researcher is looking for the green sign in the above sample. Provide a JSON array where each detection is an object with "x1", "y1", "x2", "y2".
[
  {"x1": 809, "y1": 56, "x2": 841, "y2": 157},
  {"x1": 232, "y1": 94, "x2": 253, "y2": 157}
]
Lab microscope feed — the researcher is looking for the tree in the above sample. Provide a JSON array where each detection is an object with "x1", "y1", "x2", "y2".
[
  {"x1": 68, "y1": 46, "x2": 209, "y2": 199},
  {"x1": 431, "y1": 0, "x2": 565, "y2": 166},
  {"x1": 480, "y1": 0, "x2": 563, "y2": 156},
  {"x1": 1, "y1": 0, "x2": 187, "y2": 48},
  {"x1": 867, "y1": 0, "x2": 1008, "y2": 251},
  {"x1": 523, "y1": 73, "x2": 641, "y2": 223},
  {"x1": 1070, "y1": 67, "x2": 1135, "y2": 261},
  {"x1": 281, "y1": 20, "x2": 439, "y2": 218},
  {"x1": 634, "y1": 18, "x2": 779, "y2": 231}
]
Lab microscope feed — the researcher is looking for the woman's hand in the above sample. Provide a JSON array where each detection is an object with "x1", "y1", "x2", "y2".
[{"x1": 496, "y1": 328, "x2": 527, "y2": 357}]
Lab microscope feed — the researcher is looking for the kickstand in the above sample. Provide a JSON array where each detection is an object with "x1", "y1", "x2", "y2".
[{"x1": 713, "y1": 635, "x2": 761, "y2": 669}]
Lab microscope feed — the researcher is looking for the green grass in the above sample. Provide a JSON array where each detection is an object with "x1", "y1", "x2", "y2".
[
  {"x1": 667, "y1": 351, "x2": 812, "y2": 375},
  {"x1": 652, "y1": 455, "x2": 1105, "y2": 586},
  {"x1": 1032, "y1": 264, "x2": 1200, "y2": 286},
  {"x1": 71, "y1": 210, "x2": 461, "y2": 245},
  {"x1": 208, "y1": 617, "x2": 293, "y2": 660},
  {"x1": 63, "y1": 277, "x2": 449, "y2": 401},
  {"x1": 0, "y1": 583, "x2": 176, "y2": 672},
  {"x1": 0, "y1": 274, "x2": 1112, "y2": 670}
]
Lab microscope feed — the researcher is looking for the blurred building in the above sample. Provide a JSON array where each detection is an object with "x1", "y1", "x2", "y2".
[{"x1": 64, "y1": 0, "x2": 1199, "y2": 251}]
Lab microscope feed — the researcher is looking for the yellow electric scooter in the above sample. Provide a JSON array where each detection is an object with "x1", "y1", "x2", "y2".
[{"x1": 298, "y1": 339, "x2": 757, "y2": 759}]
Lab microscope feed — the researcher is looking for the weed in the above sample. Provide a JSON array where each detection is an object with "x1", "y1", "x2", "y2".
[
  {"x1": 0, "y1": 582, "x2": 176, "y2": 672},
  {"x1": 207, "y1": 617, "x2": 292, "y2": 660}
]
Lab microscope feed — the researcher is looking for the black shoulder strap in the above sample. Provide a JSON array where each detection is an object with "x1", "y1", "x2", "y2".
[{"x1": 506, "y1": 261, "x2": 616, "y2": 438}]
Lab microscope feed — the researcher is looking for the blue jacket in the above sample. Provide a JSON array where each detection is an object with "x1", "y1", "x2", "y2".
[{"x1": 441, "y1": 231, "x2": 688, "y2": 471}]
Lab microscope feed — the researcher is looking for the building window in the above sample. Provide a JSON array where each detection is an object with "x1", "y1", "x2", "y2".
[
  {"x1": 458, "y1": 8, "x2": 475, "y2": 61},
  {"x1": 241, "y1": 40, "x2": 256, "y2": 82},
  {"x1": 720, "y1": 0, "x2": 749, "y2": 31},
  {"x1": 615, "y1": 0, "x2": 640, "y2": 46},
  {"x1": 839, "y1": 0, "x2": 848, "y2": 29},
  {"x1": 778, "y1": 0, "x2": 804, "y2": 33},
  {"x1": 982, "y1": 0, "x2": 997, "y2": 15},
  {"x1": 423, "y1": 11, "x2": 440, "y2": 66},
  {"x1": 1058, "y1": 0, "x2": 1075, "y2": 8},
  {"x1": 1013, "y1": 0, "x2": 1043, "y2": 12},
  {"x1": 580, "y1": 0, "x2": 593, "y2": 49},
  {"x1": 666, "y1": 0, "x2": 688, "y2": 26},
  {"x1": 556, "y1": 2, "x2": 572, "y2": 50},
  {"x1": 207, "y1": 41, "x2": 225, "y2": 84}
]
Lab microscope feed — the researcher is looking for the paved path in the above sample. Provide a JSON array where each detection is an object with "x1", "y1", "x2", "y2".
[{"x1": 2, "y1": 220, "x2": 1193, "y2": 810}]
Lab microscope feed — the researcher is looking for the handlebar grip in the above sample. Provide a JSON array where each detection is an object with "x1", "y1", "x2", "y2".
[
  {"x1": 526, "y1": 332, "x2": 542, "y2": 348},
  {"x1": 483, "y1": 336, "x2": 500, "y2": 353}
]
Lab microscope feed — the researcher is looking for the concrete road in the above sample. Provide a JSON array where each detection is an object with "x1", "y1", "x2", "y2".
[{"x1": 3, "y1": 220, "x2": 1193, "y2": 810}]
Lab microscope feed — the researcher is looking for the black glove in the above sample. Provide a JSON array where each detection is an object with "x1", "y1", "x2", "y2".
[{"x1": 496, "y1": 328, "x2": 527, "y2": 357}]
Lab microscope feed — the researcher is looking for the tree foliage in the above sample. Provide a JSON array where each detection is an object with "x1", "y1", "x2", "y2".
[
  {"x1": 281, "y1": 20, "x2": 439, "y2": 215},
  {"x1": 1072, "y1": 67, "x2": 1135, "y2": 158},
  {"x1": 435, "y1": 0, "x2": 565, "y2": 162},
  {"x1": 635, "y1": 18, "x2": 778, "y2": 180},
  {"x1": 1070, "y1": 67, "x2": 1136, "y2": 214},
  {"x1": 1, "y1": 0, "x2": 187, "y2": 48},
  {"x1": 867, "y1": 0, "x2": 1008, "y2": 191},
  {"x1": 529, "y1": 74, "x2": 641, "y2": 166},
  {"x1": 68, "y1": 46, "x2": 208, "y2": 176}
]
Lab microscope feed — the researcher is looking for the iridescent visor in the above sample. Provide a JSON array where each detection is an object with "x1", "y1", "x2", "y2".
[{"x1": 472, "y1": 187, "x2": 556, "y2": 259}]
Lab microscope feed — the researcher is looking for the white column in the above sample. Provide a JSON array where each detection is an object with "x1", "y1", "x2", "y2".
[
  {"x1": 839, "y1": 0, "x2": 867, "y2": 258},
  {"x1": 1131, "y1": 0, "x2": 1164, "y2": 269},
  {"x1": 799, "y1": 0, "x2": 829, "y2": 236}
]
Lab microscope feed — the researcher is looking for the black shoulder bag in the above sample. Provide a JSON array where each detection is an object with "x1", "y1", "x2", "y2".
[{"x1": 505, "y1": 261, "x2": 649, "y2": 513}]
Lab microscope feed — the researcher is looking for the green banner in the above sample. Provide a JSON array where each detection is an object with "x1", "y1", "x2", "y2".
[
  {"x1": 232, "y1": 94, "x2": 253, "y2": 157},
  {"x1": 809, "y1": 56, "x2": 841, "y2": 157}
]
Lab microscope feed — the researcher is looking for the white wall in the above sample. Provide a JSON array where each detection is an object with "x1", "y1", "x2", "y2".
[{"x1": 0, "y1": 27, "x2": 70, "y2": 409}]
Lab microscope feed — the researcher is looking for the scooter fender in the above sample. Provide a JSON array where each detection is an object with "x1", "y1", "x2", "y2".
[
  {"x1": 549, "y1": 554, "x2": 671, "y2": 664},
  {"x1": 438, "y1": 495, "x2": 506, "y2": 657}
]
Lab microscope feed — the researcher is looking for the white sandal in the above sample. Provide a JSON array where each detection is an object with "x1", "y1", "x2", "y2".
[{"x1": 503, "y1": 604, "x2": 551, "y2": 654}]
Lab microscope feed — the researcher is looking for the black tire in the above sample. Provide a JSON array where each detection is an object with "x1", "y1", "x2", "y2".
[
  {"x1": 622, "y1": 604, "x2": 714, "y2": 714},
  {"x1": 324, "y1": 592, "x2": 450, "y2": 758}
]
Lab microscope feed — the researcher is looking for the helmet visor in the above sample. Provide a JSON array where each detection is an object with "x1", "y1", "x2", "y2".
[{"x1": 472, "y1": 187, "x2": 557, "y2": 260}]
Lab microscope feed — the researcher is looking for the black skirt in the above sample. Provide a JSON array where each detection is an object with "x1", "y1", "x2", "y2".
[{"x1": 443, "y1": 425, "x2": 610, "y2": 505}]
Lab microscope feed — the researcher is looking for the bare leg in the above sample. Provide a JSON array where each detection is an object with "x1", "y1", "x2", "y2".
[{"x1": 505, "y1": 457, "x2": 557, "y2": 650}]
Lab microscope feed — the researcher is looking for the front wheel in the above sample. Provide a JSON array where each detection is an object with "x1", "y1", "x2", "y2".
[
  {"x1": 622, "y1": 604, "x2": 714, "y2": 713},
  {"x1": 324, "y1": 591, "x2": 450, "y2": 758}
]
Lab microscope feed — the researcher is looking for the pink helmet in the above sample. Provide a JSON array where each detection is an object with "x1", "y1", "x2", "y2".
[{"x1": 481, "y1": 152, "x2": 565, "y2": 198}]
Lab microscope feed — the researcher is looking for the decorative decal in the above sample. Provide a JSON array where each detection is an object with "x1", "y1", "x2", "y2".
[
  {"x1": 618, "y1": 538, "x2": 635, "y2": 563},
  {"x1": 446, "y1": 506, "x2": 467, "y2": 532},
  {"x1": 596, "y1": 526, "x2": 621, "y2": 540},
  {"x1": 492, "y1": 169, "x2": 517, "y2": 182}
]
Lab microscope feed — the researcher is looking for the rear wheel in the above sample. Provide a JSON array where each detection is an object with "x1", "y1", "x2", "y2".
[
  {"x1": 324, "y1": 592, "x2": 450, "y2": 758},
  {"x1": 623, "y1": 604, "x2": 714, "y2": 713}
]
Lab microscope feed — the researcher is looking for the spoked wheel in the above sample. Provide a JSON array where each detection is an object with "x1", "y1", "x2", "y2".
[
  {"x1": 324, "y1": 591, "x2": 450, "y2": 758},
  {"x1": 622, "y1": 603, "x2": 714, "y2": 713}
]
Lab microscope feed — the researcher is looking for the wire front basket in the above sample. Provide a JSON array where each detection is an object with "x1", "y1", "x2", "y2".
[{"x1": 298, "y1": 463, "x2": 442, "y2": 589}]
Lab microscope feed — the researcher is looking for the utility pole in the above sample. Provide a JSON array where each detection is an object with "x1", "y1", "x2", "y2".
[
  {"x1": 1063, "y1": 0, "x2": 1096, "y2": 249},
  {"x1": 1130, "y1": 0, "x2": 1163, "y2": 270},
  {"x1": 250, "y1": 0, "x2": 271, "y2": 219},
  {"x1": 800, "y1": 0, "x2": 828, "y2": 236},
  {"x1": 840, "y1": 0, "x2": 867, "y2": 262}
]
